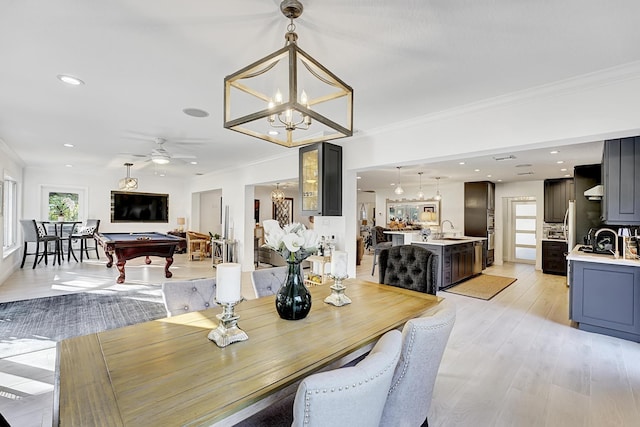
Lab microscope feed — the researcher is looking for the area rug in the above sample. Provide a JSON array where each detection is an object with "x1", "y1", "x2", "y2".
[
  {"x1": 0, "y1": 291, "x2": 167, "y2": 358},
  {"x1": 444, "y1": 274, "x2": 517, "y2": 300}
]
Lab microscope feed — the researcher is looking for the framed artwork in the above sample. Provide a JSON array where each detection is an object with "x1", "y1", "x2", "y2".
[
  {"x1": 273, "y1": 197, "x2": 293, "y2": 227},
  {"x1": 254, "y1": 199, "x2": 260, "y2": 224}
]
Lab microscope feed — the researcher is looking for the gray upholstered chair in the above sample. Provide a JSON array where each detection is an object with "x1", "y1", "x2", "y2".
[
  {"x1": 378, "y1": 244, "x2": 438, "y2": 295},
  {"x1": 371, "y1": 225, "x2": 393, "y2": 275},
  {"x1": 19, "y1": 219, "x2": 61, "y2": 269},
  {"x1": 379, "y1": 299, "x2": 456, "y2": 427},
  {"x1": 235, "y1": 329, "x2": 402, "y2": 427},
  {"x1": 250, "y1": 266, "x2": 287, "y2": 298},
  {"x1": 70, "y1": 219, "x2": 100, "y2": 262},
  {"x1": 161, "y1": 278, "x2": 217, "y2": 317}
]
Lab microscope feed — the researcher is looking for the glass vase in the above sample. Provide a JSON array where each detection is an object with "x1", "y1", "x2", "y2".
[{"x1": 275, "y1": 260, "x2": 312, "y2": 320}]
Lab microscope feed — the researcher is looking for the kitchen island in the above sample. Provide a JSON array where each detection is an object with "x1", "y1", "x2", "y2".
[
  {"x1": 412, "y1": 237, "x2": 486, "y2": 290},
  {"x1": 567, "y1": 245, "x2": 640, "y2": 342}
]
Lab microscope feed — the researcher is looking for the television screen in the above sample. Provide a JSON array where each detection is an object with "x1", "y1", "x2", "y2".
[{"x1": 111, "y1": 191, "x2": 169, "y2": 223}]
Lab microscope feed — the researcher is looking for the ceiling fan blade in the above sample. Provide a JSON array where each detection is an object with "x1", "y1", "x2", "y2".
[{"x1": 172, "y1": 154, "x2": 197, "y2": 159}]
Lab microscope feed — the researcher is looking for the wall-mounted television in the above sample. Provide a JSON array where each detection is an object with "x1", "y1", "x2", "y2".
[{"x1": 111, "y1": 191, "x2": 169, "y2": 223}]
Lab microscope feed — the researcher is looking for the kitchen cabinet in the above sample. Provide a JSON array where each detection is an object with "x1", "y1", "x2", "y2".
[
  {"x1": 574, "y1": 164, "x2": 602, "y2": 245},
  {"x1": 541, "y1": 240, "x2": 567, "y2": 275},
  {"x1": 464, "y1": 181, "x2": 495, "y2": 266},
  {"x1": 299, "y1": 142, "x2": 342, "y2": 216},
  {"x1": 603, "y1": 137, "x2": 640, "y2": 225},
  {"x1": 412, "y1": 240, "x2": 478, "y2": 290},
  {"x1": 544, "y1": 178, "x2": 574, "y2": 223},
  {"x1": 570, "y1": 259, "x2": 640, "y2": 342}
]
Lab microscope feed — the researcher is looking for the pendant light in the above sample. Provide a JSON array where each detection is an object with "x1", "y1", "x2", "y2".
[
  {"x1": 271, "y1": 183, "x2": 285, "y2": 202},
  {"x1": 434, "y1": 177, "x2": 442, "y2": 201},
  {"x1": 417, "y1": 172, "x2": 424, "y2": 200},
  {"x1": 118, "y1": 163, "x2": 138, "y2": 191},
  {"x1": 394, "y1": 167, "x2": 404, "y2": 195}
]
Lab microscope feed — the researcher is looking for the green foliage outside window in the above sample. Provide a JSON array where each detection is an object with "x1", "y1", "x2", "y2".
[{"x1": 49, "y1": 192, "x2": 79, "y2": 220}]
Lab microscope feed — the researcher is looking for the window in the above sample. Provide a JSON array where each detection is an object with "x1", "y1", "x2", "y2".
[
  {"x1": 48, "y1": 192, "x2": 79, "y2": 220},
  {"x1": 3, "y1": 178, "x2": 18, "y2": 251}
]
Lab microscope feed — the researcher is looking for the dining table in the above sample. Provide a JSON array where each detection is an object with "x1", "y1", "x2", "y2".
[
  {"x1": 39, "y1": 220, "x2": 82, "y2": 262},
  {"x1": 55, "y1": 279, "x2": 442, "y2": 427}
]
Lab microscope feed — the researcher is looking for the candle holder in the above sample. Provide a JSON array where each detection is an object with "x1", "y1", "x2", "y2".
[
  {"x1": 324, "y1": 275, "x2": 352, "y2": 307},
  {"x1": 207, "y1": 298, "x2": 248, "y2": 347}
]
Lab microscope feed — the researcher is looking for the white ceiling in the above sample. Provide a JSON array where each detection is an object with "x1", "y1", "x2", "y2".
[{"x1": 0, "y1": 1, "x2": 638, "y2": 184}]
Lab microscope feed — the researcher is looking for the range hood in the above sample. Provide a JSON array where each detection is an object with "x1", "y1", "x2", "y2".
[{"x1": 584, "y1": 184, "x2": 604, "y2": 200}]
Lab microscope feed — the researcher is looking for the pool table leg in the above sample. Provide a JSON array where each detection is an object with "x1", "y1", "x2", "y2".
[
  {"x1": 145, "y1": 256, "x2": 152, "y2": 265},
  {"x1": 116, "y1": 259, "x2": 126, "y2": 284},
  {"x1": 105, "y1": 251, "x2": 114, "y2": 268},
  {"x1": 164, "y1": 256, "x2": 174, "y2": 278}
]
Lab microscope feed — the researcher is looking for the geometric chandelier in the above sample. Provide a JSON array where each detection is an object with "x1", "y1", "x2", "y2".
[
  {"x1": 223, "y1": 0, "x2": 353, "y2": 148},
  {"x1": 118, "y1": 163, "x2": 138, "y2": 191},
  {"x1": 271, "y1": 183, "x2": 286, "y2": 202}
]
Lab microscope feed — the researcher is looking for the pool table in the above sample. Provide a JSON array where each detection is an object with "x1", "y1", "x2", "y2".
[{"x1": 95, "y1": 232, "x2": 186, "y2": 284}]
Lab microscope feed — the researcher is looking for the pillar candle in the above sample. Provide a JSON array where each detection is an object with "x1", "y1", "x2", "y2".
[
  {"x1": 216, "y1": 263, "x2": 242, "y2": 303},
  {"x1": 331, "y1": 251, "x2": 348, "y2": 278}
]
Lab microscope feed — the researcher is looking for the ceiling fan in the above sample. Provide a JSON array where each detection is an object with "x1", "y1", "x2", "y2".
[{"x1": 122, "y1": 137, "x2": 198, "y2": 165}]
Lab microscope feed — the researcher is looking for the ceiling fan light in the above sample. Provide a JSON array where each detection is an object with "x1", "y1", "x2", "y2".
[{"x1": 152, "y1": 154, "x2": 170, "y2": 165}]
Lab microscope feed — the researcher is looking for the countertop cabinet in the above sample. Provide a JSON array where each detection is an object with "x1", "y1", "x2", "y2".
[
  {"x1": 570, "y1": 260, "x2": 640, "y2": 342},
  {"x1": 541, "y1": 240, "x2": 567, "y2": 275},
  {"x1": 544, "y1": 178, "x2": 574, "y2": 223},
  {"x1": 412, "y1": 241, "x2": 475, "y2": 289},
  {"x1": 603, "y1": 137, "x2": 640, "y2": 225},
  {"x1": 299, "y1": 142, "x2": 342, "y2": 216}
]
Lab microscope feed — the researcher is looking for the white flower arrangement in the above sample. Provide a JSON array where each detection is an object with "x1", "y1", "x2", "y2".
[{"x1": 263, "y1": 219, "x2": 319, "y2": 263}]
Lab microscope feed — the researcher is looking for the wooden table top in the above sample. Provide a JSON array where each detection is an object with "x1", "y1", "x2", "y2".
[{"x1": 56, "y1": 280, "x2": 442, "y2": 427}]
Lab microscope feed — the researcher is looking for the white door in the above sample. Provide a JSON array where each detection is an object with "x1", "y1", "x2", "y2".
[{"x1": 511, "y1": 200, "x2": 537, "y2": 263}]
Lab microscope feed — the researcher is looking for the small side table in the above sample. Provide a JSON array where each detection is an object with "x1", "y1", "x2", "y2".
[{"x1": 304, "y1": 255, "x2": 331, "y2": 286}]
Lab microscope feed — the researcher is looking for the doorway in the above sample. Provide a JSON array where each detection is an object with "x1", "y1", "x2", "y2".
[{"x1": 506, "y1": 198, "x2": 537, "y2": 264}]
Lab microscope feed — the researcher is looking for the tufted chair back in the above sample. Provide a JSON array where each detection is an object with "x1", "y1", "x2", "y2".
[
  {"x1": 291, "y1": 329, "x2": 402, "y2": 427},
  {"x1": 250, "y1": 266, "x2": 287, "y2": 298},
  {"x1": 378, "y1": 245, "x2": 438, "y2": 295},
  {"x1": 379, "y1": 299, "x2": 456, "y2": 427},
  {"x1": 161, "y1": 278, "x2": 218, "y2": 317}
]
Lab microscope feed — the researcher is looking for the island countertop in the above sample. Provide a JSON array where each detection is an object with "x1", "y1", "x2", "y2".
[
  {"x1": 414, "y1": 236, "x2": 487, "y2": 246},
  {"x1": 567, "y1": 245, "x2": 640, "y2": 267}
]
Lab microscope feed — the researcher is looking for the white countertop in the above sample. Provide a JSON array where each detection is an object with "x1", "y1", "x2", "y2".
[
  {"x1": 540, "y1": 238, "x2": 568, "y2": 243},
  {"x1": 412, "y1": 236, "x2": 486, "y2": 246},
  {"x1": 567, "y1": 245, "x2": 640, "y2": 267}
]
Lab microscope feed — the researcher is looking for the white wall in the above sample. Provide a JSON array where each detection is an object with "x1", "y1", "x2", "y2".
[{"x1": 22, "y1": 166, "x2": 190, "y2": 233}]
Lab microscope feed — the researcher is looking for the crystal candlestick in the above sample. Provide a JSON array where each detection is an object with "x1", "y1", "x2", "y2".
[
  {"x1": 208, "y1": 299, "x2": 248, "y2": 347},
  {"x1": 324, "y1": 275, "x2": 351, "y2": 307}
]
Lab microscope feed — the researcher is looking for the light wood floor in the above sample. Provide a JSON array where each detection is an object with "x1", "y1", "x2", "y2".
[{"x1": 1, "y1": 251, "x2": 639, "y2": 426}]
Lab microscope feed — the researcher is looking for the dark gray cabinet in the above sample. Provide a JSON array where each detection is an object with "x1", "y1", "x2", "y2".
[
  {"x1": 299, "y1": 142, "x2": 342, "y2": 216},
  {"x1": 412, "y1": 241, "x2": 475, "y2": 290},
  {"x1": 603, "y1": 137, "x2": 640, "y2": 225},
  {"x1": 541, "y1": 240, "x2": 567, "y2": 275},
  {"x1": 574, "y1": 164, "x2": 602, "y2": 244},
  {"x1": 570, "y1": 260, "x2": 640, "y2": 342},
  {"x1": 544, "y1": 178, "x2": 574, "y2": 223},
  {"x1": 464, "y1": 181, "x2": 495, "y2": 266}
]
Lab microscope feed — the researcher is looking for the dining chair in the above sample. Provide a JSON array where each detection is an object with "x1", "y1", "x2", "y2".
[
  {"x1": 371, "y1": 225, "x2": 393, "y2": 275},
  {"x1": 250, "y1": 266, "x2": 287, "y2": 298},
  {"x1": 19, "y1": 219, "x2": 61, "y2": 269},
  {"x1": 187, "y1": 231, "x2": 210, "y2": 261},
  {"x1": 235, "y1": 329, "x2": 402, "y2": 427},
  {"x1": 379, "y1": 299, "x2": 457, "y2": 427},
  {"x1": 161, "y1": 278, "x2": 217, "y2": 317},
  {"x1": 59, "y1": 222, "x2": 79, "y2": 262},
  {"x1": 70, "y1": 219, "x2": 100, "y2": 262},
  {"x1": 378, "y1": 244, "x2": 438, "y2": 295}
]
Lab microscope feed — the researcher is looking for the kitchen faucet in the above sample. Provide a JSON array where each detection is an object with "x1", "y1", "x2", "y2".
[
  {"x1": 594, "y1": 228, "x2": 619, "y2": 259},
  {"x1": 441, "y1": 220, "x2": 455, "y2": 230}
]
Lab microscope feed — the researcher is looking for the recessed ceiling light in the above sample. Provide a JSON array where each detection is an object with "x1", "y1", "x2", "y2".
[
  {"x1": 190, "y1": 161, "x2": 198, "y2": 165},
  {"x1": 57, "y1": 74, "x2": 84, "y2": 86},
  {"x1": 63, "y1": 143, "x2": 74, "y2": 148},
  {"x1": 474, "y1": 169, "x2": 480, "y2": 172},
  {"x1": 182, "y1": 108, "x2": 209, "y2": 118},
  {"x1": 550, "y1": 150, "x2": 559, "y2": 154},
  {"x1": 560, "y1": 168, "x2": 567, "y2": 172},
  {"x1": 159, "y1": 173, "x2": 166, "y2": 177},
  {"x1": 459, "y1": 161, "x2": 465, "y2": 165},
  {"x1": 65, "y1": 164, "x2": 73, "y2": 168},
  {"x1": 357, "y1": 188, "x2": 362, "y2": 191},
  {"x1": 357, "y1": 176, "x2": 361, "y2": 179},
  {"x1": 487, "y1": 174, "x2": 492, "y2": 178},
  {"x1": 557, "y1": 160, "x2": 564, "y2": 164},
  {"x1": 564, "y1": 174, "x2": 571, "y2": 177},
  {"x1": 497, "y1": 179, "x2": 503, "y2": 182}
]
